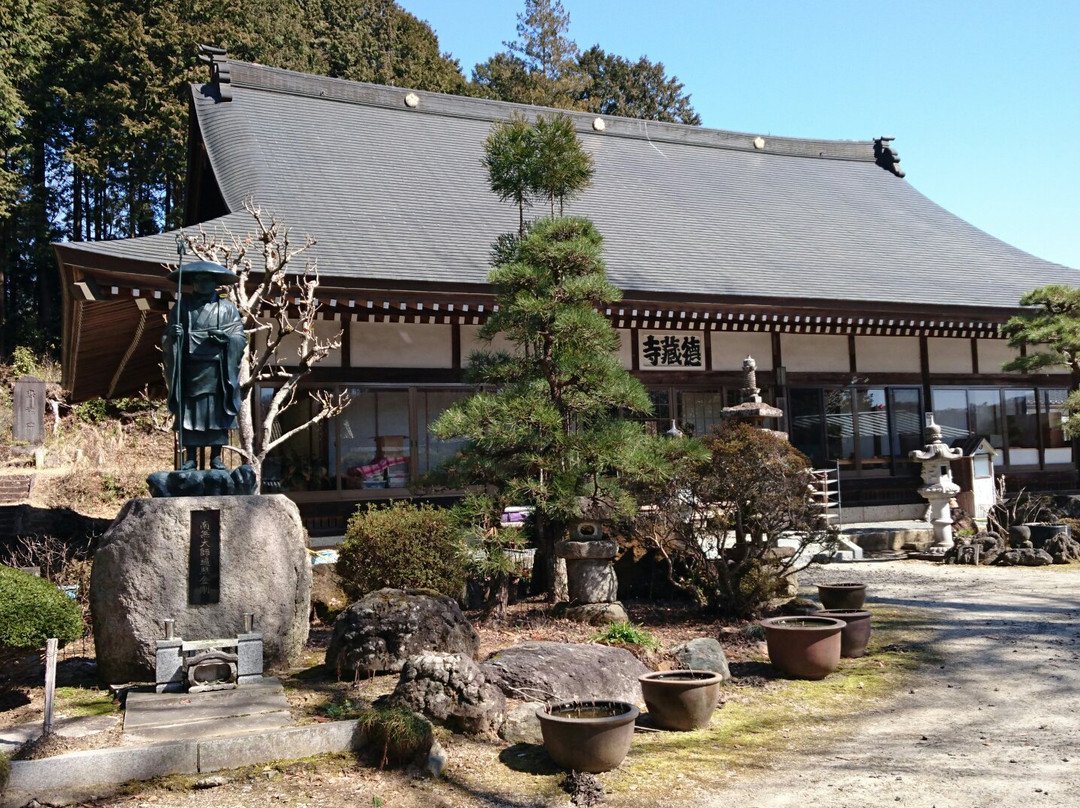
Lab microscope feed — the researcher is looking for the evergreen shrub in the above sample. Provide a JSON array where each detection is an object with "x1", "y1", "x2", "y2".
[
  {"x1": 336, "y1": 502, "x2": 468, "y2": 600},
  {"x1": 0, "y1": 565, "x2": 83, "y2": 654}
]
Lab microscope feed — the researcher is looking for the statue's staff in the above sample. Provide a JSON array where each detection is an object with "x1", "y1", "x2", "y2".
[{"x1": 174, "y1": 235, "x2": 186, "y2": 468}]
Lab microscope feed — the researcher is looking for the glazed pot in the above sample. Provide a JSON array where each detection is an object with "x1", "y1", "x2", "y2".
[
  {"x1": 760, "y1": 615, "x2": 845, "y2": 679},
  {"x1": 817, "y1": 582, "x2": 867, "y2": 610},
  {"x1": 813, "y1": 609, "x2": 872, "y2": 658},
  {"x1": 536, "y1": 700, "x2": 639, "y2": 772},
  {"x1": 639, "y1": 670, "x2": 723, "y2": 731}
]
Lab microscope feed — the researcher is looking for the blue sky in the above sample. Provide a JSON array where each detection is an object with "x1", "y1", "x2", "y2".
[{"x1": 401, "y1": 0, "x2": 1079, "y2": 271}]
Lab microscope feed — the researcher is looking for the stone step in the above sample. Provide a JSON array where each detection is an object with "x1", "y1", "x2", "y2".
[
  {"x1": 0, "y1": 475, "x2": 32, "y2": 504},
  {"x1": 123, "y1": 678, "x2": 294, "y2": 742},
  {"x1": 124, "y1": 709, "x2": 294, "y2": 743}
]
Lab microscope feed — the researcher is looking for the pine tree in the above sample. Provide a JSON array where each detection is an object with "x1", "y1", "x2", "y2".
[{"x1": 434, "y1": 115, "x2": 656, "y2": 597}]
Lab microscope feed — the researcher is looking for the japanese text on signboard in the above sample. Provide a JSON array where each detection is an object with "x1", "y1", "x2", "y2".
[{"x1": 640, "y1": 334, "x2": 703, "y2": 369}]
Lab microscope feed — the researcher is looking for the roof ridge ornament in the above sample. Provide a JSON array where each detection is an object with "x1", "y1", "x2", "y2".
[
  {"x1": 874, "y1": 136, "x2": 905, "y2": 177},
  {"x1": 198, "y1": 45, "x2": 232, "y2": 103}
]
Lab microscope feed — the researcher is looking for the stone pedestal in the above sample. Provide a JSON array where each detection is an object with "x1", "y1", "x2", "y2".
[{"x1": 90, "y1": 494, "x2": 311, "y2": 684}]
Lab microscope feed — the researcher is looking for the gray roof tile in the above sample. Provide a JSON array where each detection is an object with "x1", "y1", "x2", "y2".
[{"x1": 65, "y1": 59, "x2": 1080, "y2": 311}]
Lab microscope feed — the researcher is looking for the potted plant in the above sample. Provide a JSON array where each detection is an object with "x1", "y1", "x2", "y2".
[
  {"x1": 535, "y1": 700, "x2": 639, "y2": 772},
  {"x1": 639, "y1": 670, "x2": 723, "y2": 730},
  {"x1": 760, "y1": 615, "x2": 845, "y2": 679},
  {"x1": 817, "y1": 582, "x2": 867, "y2": 610},
  {"x1": 813, "y1": 609, "x2": 872, "y2": 658}
]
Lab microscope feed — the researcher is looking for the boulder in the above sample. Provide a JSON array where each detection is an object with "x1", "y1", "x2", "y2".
[
  {"x1": 553, "y1": 601, "x2": 628, "y2": 625},
  {"x1": 995, "y1": 548, "x2": 1054, "y2": 567},
  {"x1": 499, "y1": 700, "x2": 545, "y2": 744},
  {"x1": 90, "y1": 495, "x2": 310, "y2": 683},
  {"x1": 669, "y1": 637, "x2": 731, "y2": 681},
  {"x1": 326, "y1": 588, "x2": 479, "y2": 679},
  {"x1": 389, "y1": 652, "x2": 506, "y2": 736},
  {"x1": 1045, "y1": 534, "x2": 1080, "y2": 564},
  {"x1": 481, "y1": 641, "x2": 648, "y2": 705}
]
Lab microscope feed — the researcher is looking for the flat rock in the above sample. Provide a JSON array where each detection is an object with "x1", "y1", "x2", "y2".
[{"x1": 481, "y1": 641, "x2": 648, "y2": 705}]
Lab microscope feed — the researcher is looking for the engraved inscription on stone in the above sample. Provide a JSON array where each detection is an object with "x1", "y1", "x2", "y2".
[
  {"x1": 13, "y1": 376, "x2": 46, "y2": 444},
  {"x1": 188, "y1": 509, "x2": 221, "y2": 604}
]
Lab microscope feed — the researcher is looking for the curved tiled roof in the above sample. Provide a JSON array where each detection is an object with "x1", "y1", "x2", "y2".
[{"x1": 64, "y1": 59, "x2": 1079, "y2": 311}]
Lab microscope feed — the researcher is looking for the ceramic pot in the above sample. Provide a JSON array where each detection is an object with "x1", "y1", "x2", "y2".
[
  {"x1": 817, "y1": 582, "x2": 867, "y2": 610},
  {"x1": 760, "y1": 615, "x2": 845, "y2": 679},
  {"x1": 639, "y1": 670, "x2": 723, "y2": 731},
  {"x1": 813, "y1": 609, "x2": 872, "y2": 658},
  {"x1": 536, "y1": 700, "x2": 639, "y2": 772}
]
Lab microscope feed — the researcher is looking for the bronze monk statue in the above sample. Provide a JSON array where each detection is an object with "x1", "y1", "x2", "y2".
[{"x1": 162, "y1": 260, "x2": 247, "y2": 471}]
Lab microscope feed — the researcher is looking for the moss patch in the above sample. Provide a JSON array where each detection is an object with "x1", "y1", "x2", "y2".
[{"x1": 54, "y1": 686, "x2": 118, "y2": 718}]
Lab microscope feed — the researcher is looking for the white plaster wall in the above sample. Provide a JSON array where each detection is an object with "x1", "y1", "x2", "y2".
[
  {"x1": 927, "y1": 337, "x2": 971, "y2": 374},
  {"x1": 350, "y1": 322, "x2": 451, "y2": 368},
  {"x1": 710, "y1": 332, "x2": 773, "y2": 372},
  {"x1": 779, "y1": 334, "x2": 849, "y2": 373},
  {"x1": 257, "y1": 319, "x2": 343, "y2": 367},
  {"x1": 976, "y1": 339, "x2": 1021, "y2": 374},
  {"x1": 616, "y1": 329, "x2": 633, "y2": 369},
  {"x1": 854, "y1": 336, "x2": 920, "y2": 373},
  {"x1": 461, "y1": 324, "x2": 519, "y2": 366}
]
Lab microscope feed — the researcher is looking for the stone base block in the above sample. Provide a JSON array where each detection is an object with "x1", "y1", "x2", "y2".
[
  {"x1": 565, "y1": 558, "x2": 617, "y2": 603},
  {"x1": 554, "y1": 601, "x2": 628, "y2": 625}
]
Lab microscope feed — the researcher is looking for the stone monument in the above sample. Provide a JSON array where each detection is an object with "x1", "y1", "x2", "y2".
[
  {"x1": 721, "y1": 355, "x2": 785, "y2": 435},
  {"x1": 909, "y1": 414, "x2": 963, "y2": 553},
  {"x1": 12, "y1": 375, "x2": 46, "y2": 447},
  {"x1": 89, "y1": 260, "x2": 311, "y2": 684}
]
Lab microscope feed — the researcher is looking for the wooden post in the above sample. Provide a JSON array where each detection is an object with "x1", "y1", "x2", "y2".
[{"x1": 43, "y1": 637, "x2": 58, "y2": 736}]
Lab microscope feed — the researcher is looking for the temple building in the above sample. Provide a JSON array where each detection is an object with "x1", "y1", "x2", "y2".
[{"x1": 54, "y1": 52, "x2": 1080, "y2": 533}]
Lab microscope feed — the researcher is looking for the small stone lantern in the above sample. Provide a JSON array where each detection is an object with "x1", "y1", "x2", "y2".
[
  {"x1": 554, "y1": 498, "x2": 627, "y2": 624},
  {"x1": 909, "y1": 414, "x2": 963, "y2": 553}
]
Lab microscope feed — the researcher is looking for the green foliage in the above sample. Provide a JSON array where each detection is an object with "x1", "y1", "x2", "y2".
[
  {"x1": 473, "y1": 0, "x2": 699, "y2": 126},
  {"x1": 0, "y1": 565, "x2": 83, "y2": 651},
  {"x1": 590, "y1": 620, "x2": 658, "y2": 650},
  {"x1": 474, "y1": 0, "x2": 584, "y2": 108},
  {"x1": 576, "y1": 45, "x2": 701, "y2": 125},
  {"x1": 483, "y1": 113, "x2": 593, "y2": 233},
  {"x1": 0, "y1": 749, "x2": 8, "y2": 790},
  {"x1": 354, "y1": 705, "x2": 432, "y2": 769},
  {"x1": 336, "y1": 501, "x2": 468, "y2": 600},
  {"x1": 73, "y1": 399, "x2": 109, "y2": 424},
  {"x1": 634, "y1": 421, "x2": 831, "y2": 619},
  {"x1": 1002, "y1": 285, "x2": 1080, "y2": 437}
]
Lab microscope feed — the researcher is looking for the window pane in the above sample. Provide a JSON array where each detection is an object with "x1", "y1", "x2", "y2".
[
  {"x1": 889, "y1": 388, "x2": 923, "y2": 475},
  {"x1": 417, "y1": 390, "x2": 469, "y2": 474},
  {"x1": 969, "y1": 390, "x2": 1004, "y2": 456},
  {"x1": 855, "y1": 388, "x2": 889, "y2": 469},
  {"x1": 259, "y1": 388, "x2": 334, "y2": 493},
  {"x1": 681, "y1": 391, "x2": 726, "y2": 437},
  {"x1": 340, "y1": 389, "x2": 411, "y2": 489},
  {"x1": 931, "y1": 388, "x2": 970, "y2": 443},
  {"x1": 1042, "y1": 388, "x2": 1072, "y2": 464},
  {"x1": 823, "y1": 388, "x2": 855, "y2": 465},
  {"x1": 1003, "y1": 389, "x2": 1038, "y2": 466},
  {"x1": 789, "y1": 388, "x2": 825, "y2": 467}
]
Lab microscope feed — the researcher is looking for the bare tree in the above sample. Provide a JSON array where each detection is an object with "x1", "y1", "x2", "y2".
[{"x1": 181, "y1": 199, "x2": 349, "y2": 489}]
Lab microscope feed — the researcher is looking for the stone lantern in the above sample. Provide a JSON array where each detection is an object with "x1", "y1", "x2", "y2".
[
  {"x1": 554, "y1": 498, "x2": 627, "y2": 625},
  {"x1": 909, "y1": 414, "x2": 963, "y2": 552}
]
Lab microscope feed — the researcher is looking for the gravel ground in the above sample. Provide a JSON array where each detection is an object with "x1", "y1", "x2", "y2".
[{"x1": 703, "y1": 560, "x2": 1080, "y2": 808}]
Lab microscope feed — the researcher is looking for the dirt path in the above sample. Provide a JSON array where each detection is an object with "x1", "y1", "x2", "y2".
[{"x1": 704, "y1": 561, "x2": 1080, "y2": 808}]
